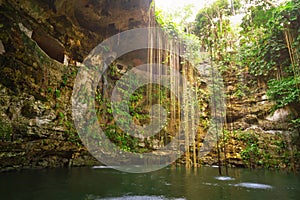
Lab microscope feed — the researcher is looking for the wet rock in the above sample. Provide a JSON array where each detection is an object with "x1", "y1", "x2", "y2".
[{"x1": 70, "y1": 152, "x2": 100, "y2": 167}]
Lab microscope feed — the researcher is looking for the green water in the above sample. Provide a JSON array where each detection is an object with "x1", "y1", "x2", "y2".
[{"x1": 0, "y1": 166, "x2": 299, "y2": 200}]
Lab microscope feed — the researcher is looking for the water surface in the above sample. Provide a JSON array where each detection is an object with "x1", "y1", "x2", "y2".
[{"x1": 0, "y1": 166, "x2": 299, "y2": 200}]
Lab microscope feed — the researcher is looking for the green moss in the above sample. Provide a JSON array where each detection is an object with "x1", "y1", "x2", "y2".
[{"x1": 0, "y1": 121, "x2": 12, "y2": 141}]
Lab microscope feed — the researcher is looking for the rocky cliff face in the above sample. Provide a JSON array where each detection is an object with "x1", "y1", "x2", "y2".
[
  {"x1": 0, "y1": 0, "x2": 152, "y2": 171},
  {"x1": 0, "y1": 0, "x2": 299, "y2": 172},
  {"x1": 198, "y1": 68, "x2": 300, "y2": 170}
]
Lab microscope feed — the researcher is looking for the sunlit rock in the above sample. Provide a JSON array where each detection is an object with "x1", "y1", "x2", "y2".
[{"x1": 266, "y1": 106, "x2": 298, "y2": 122}]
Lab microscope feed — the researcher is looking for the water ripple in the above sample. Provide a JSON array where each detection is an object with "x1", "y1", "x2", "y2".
[{"x1": 233, "y1": 182, "x2": 273, "y2": 189}]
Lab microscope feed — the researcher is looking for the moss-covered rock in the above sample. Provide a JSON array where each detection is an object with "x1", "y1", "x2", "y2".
[{"x1": 0, "y1": 121, "x2": 12, "y2": 141}]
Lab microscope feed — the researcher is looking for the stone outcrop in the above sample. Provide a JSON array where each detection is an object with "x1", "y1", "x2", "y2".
[
  {"x1": 0, "y1": 0, "x2": 299, "y2": 172},
  {"x1": 0, "y1": 0, "x2": 152, "y2": 171},
  {"x1": 200, "y1": 68, "x2": 300, "y2": 170}
]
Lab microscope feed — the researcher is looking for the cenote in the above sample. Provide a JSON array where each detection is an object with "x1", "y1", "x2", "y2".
[
  {"x1": 0, "y1": 166, "x2": 299, "y2": 200},
  {"x1": 1, "y1": 0, "x2": 300, "y2": 199}
]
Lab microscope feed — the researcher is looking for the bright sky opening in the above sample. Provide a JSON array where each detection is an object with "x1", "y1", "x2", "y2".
[
  {"x1": 155, "y1": 0, "x2": 216, "y2": 22},
  {"x1": 155, "y1": 0, "x2": 288, "y2": 24}
]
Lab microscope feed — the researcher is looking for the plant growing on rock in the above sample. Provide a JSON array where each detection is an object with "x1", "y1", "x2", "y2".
[{"x1": 0, "y1": 121, "x2": 12, "y2": 141}]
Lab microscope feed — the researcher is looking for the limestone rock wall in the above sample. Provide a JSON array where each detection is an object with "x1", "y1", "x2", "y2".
[
  {"x1": 199, "y1": 68, "x2": 300, "y2": 170},
  {"x1": 0, "y1": 0, "x2": 152, "y2": 171},
  {"x1": 0, "y1": 0, "x2": 298, "y2": 171}
]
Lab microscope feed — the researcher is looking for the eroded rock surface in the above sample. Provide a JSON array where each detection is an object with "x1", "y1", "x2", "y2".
[{"x1": 0, "y1": 0, "x2": 152, "y2": 171}]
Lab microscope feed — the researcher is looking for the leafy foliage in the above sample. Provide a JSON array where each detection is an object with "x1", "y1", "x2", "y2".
[
  {"x1": 267, "y1": 77, "x2": 300, "y2": 109},
  {"x1": 240, "y1": 0, "x2": 300, "y2": 111},
  {"x1": 193, "y1": 0, "x2": 241, "y2": 73},
  {"x1": 0, "y1": 121, "x2": 12, "y2": 141},
  {"x1": 155, "y1": 8, "x2": 183, "y2": 36},
  {"x1": 155, "y1": 5, "x2": 203, "y2": 61}
]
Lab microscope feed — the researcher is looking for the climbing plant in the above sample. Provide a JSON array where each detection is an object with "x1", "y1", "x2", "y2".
[
  {"x1": 240, "y1": 0, "x2": 300, "y2": 110},
  {"x1": 193, "y1": 0, "x2": 241, "y2": 72}
]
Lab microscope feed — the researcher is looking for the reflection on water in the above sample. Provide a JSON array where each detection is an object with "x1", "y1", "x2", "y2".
[
  {"x1": 0, "y1": 166, "x2": 299, "y2": 200},
  {"x1": 87, "y1": 195, "x2": 186, "y2": 200},
  {"x1": 233, "y1": 182, "x2": 272, "y2": 189},
  {"x1": 214, "y1": 176, "x2": 235, "y2": 181}
]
